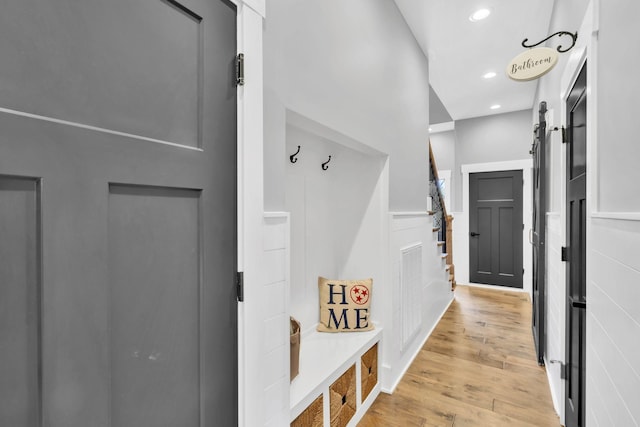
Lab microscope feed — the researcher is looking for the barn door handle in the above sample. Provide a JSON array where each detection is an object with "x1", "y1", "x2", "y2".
[
  {"x1": 470, "y1": 232, "x2": 480, "y2": 237},
  {"x1": 571, "y1": 300, "x2": 586, "y2": 309}
]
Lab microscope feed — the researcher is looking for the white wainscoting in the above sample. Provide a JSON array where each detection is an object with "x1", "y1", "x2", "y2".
[
  {"x1": 399, "y1": 243, "x2": 423, "y2": 352},
  {"x1": 587, "y1": 216, "x2": 640, "y2": 426},
  {"x1": 382, "y1": 213, "x2": 453, "y2": 392},
  {"x1": 544, "y1": 212, "x2": 565, "y2": 419},
  {"x1": 262, "y1": 213, "x2": 290, "y2": 427}
]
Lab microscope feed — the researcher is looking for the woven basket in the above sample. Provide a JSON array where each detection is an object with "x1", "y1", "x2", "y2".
[
  {"x1": 329, "y1": 364, "x2": 356, "y2": 427},
  {"x1": 290, "y1": 317, "x2": 301, "y2": 381}
]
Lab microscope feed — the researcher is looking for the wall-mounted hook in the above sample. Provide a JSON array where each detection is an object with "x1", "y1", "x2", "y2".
[
  {"x1": 321, "y1": 155, "x2": 332, "y2": 170},
  {"x1": 289, "y1": 145, "x2": 301, "y2": 163}
]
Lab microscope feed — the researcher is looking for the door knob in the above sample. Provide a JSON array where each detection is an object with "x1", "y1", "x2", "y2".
[{"x1": 470, "y1": 232, "x2": 480, "y2": 237}]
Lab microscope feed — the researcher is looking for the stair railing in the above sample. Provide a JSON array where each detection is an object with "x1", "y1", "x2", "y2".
[{"x1": 429, "y1": 142, "x2": 455, "y2": 289}]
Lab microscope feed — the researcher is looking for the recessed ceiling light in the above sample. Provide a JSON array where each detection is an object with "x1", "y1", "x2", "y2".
[
  {"x1": 469, "y1": 8, "x2": 491, "y2": 22},
  {"x1": 428, "y1": 127, "x2": 433, "y2": 132},
  {"x1": 490, "y1": 104, "x2": 501, "y2": 110},
  {"x1": 483, "y1": 71, "x2": 497, "y2": 79}
]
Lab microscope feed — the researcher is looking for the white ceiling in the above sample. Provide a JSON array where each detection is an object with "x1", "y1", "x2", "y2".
[{"x1": 394, "y1": 0, "x2": 555, "y2": 122}]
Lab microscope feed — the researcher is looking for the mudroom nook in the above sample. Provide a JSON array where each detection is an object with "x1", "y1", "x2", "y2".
[{"x1": 284, "y1": 114, "x2": 386, "y2": 426}]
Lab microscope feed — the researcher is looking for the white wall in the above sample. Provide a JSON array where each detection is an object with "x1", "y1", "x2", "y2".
[
  {"x1": 533, "y1": 0, "x2": 589, "y2": 214},
  {"x1": 261, "y1": 3, "x2": 447, "y2": 423},
  {"x1": 595, "y1": 1, "x2": 640, "y2": 213},
  {"x1": 383, "y1": 213, "x2": 453, "y2": 392},
  {"x1": 285, "y1": 124, "x2": 387, "y2": 333},
  {"x1": 544, "y1": 213, "x2": 565, "y2": 417},
  {"x1": 263, "y1": 0, "x2": 431, "y2": 212},
  {"x1": 530, "y1": 0, "x2": 590, "y2": 421},
  {"x1": 587, "y1": 1, "x2": 640, "y2": 424},
  {"x1": 588, "y1": 218, "x2": 640, "y2": 425},
  {"x1": 261, "y1": 214, "x2": 290, "y2": 427},
  {"x1": 533, "y1": 1, "x2": 640, "y2": 425}
]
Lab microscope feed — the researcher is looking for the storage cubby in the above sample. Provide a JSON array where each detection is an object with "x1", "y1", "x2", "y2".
[
  {"x1": 360, "y1": 343, "x2": 378, "y2": 403},
  {"x1": 291, "y1": 394, "x2": 323, "y2": 427},
  {"x1": 329, "y1": 365, "x2": 356, "y2": 427},
  {"x1": 290, "y1": 329, "x2": 381, "y2": 426}
]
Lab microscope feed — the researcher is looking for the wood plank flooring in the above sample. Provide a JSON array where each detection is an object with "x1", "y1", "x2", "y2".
[{"x1": 359, "y1": 285, "x2": 561, "y2": 427}]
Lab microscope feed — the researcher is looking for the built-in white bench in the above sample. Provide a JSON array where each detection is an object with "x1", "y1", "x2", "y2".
[{"x1": 290, "y1": 326, "x2": 382, "y2": 426}]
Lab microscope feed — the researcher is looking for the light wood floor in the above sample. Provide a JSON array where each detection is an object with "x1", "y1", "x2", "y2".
[{"x1": 359, "y1": 285, "x2": 561, "y2": 427}]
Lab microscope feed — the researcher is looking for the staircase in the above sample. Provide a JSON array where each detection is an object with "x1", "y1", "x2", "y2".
[{"x1": 428, "y1": 142, "x2": 456, "y2": 290}]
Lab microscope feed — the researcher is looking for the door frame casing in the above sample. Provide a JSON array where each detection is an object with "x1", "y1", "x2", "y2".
[
  {"x1": 457, "y1": 159, "x2": 533, "y2": 295},
  {"x1": 469, "y1": 169, "x2": 524, "y2": 288},
  {"x1": 558, "y1": 25, "x2": 595, "y2": 427},
  {"x1": 231, "y1": 1, "x2": 266, "y2": 427},
  {"x1": 554, "y1": 2, "x2": 598, "y2": 423}
]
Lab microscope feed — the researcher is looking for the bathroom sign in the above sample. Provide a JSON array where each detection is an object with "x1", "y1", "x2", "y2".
[{"x1": 507, "y1": 47, "x2": 558, "y2": 81}]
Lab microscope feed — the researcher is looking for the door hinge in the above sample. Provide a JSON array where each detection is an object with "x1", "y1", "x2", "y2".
[
  {"x1": 523, "y1": 268, "x2": 525, "y2": 275},
  {"x1": 550, "y1": 360, "x2": 567, "y2": 379},
  {"x1": 561, "y1": 246, "x2": 569, "y2": 262},
  {"x1": 236, "y1": 271, "x2": 244, "y2": 302},
  {"x1": 236, "y1": 53, "x2": 245, "y2": 86},
  {"x1": 561, "y1": 126, "x2": 567, "y2": 143}
]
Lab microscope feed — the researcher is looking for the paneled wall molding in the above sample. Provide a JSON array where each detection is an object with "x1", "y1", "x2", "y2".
[
  {"x1": 543, "y1": 212, "x2": 564, "y2": 418},
  {"x1": 384, "y1": 213, "x2": 453, "y2": 394},
  {"x1": 591, "y1": 212, "x2": 640, "y2": 222},
  {"x1": 391, "y1": 211, "x2": 431, "y2": 218},
  {"x1": 230, "y1": 0, "x2": 265, "y2": 18},
  {"x1": 260, "y1": 212, "x2": 290, "y2": 427}
]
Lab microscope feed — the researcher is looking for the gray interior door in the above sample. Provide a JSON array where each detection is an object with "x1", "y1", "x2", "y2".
[
  {"x1": 532, "y1": 101, "x2": 548, "y2": 365},
  {"x1": 565, "y1": 62, "x2": 587, "y2": 427},
  {"x1": 0, "y1": 1, "x2": 238, "y2": 426},
  {"x1": 469, "y1": 170, "x2": 523, "y2": 288}
]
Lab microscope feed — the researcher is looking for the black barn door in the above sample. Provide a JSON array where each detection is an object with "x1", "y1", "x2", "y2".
[
  {"x1": 532, "y1": 101, "x2": 548, "y2": 365},
  {"x1": 469, "y1": 170, "x2": 523, "y2": 288},
  {"x1": 565, "y1": 62, "x2": 587, "y2": 427}
]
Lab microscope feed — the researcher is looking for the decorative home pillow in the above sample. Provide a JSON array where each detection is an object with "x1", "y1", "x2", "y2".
[{"x1": 317, "y1": 277, "x2": 373, "y2": 332}]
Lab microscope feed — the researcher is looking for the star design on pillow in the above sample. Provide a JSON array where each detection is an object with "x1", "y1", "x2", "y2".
[{"x1": 350, "y1": 284, "x2": 370, "y2": 305}]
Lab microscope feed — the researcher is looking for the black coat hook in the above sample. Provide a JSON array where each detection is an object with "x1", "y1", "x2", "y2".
[
  {"x1": 321, "y1": 155, "x2": 332, "y2": 170},
  {"x1": 289, "y1": 145, "x2": 301, "y2": 163}
]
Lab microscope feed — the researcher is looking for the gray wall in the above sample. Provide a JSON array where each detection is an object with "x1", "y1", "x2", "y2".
[
  {"x1": 533, "y1": 0, "x2": 590, "y2": 213},
  {"x1": 429, "y1": 85, "x2": 452, "y2": 125},
  {"x1": 597, "y1": 1, "x2": 640, "y2": 212},
  {"x1": 430, "y1": 131, "x2": 455, "y2": 171},
  {"x1": 453, "y1": 109, "x2": 533, "y2": 211},
  {"x1": 263, "y1": 0, "x2": 431, "y2": 212}
]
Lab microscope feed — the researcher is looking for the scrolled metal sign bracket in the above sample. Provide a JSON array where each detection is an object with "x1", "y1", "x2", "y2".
[{"x1": 522, "y1": 31, "x2": 578, "y2": 53}]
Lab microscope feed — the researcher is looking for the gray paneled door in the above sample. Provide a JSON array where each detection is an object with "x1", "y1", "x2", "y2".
[
  {"x1": 469, "y1": 170, "x2": 523, "y2": 288},
  {"x1": 0, "y1": 1, "x2": 238, "y2": 426}
]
